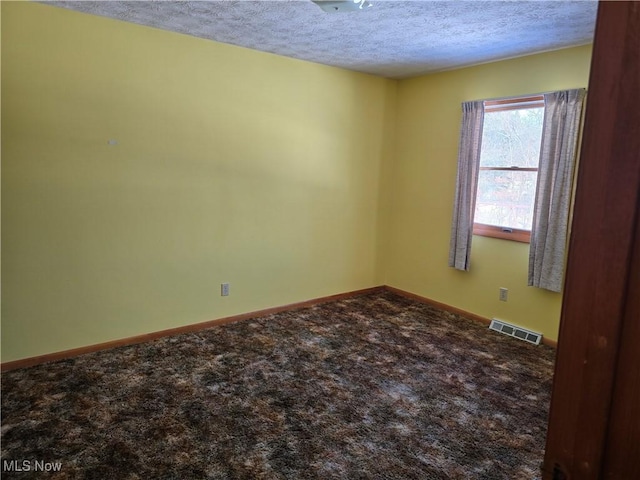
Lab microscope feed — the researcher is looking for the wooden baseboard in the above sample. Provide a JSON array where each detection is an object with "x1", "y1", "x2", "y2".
[
  {"x1": 384, "y1": 285, "x2": 492, "y2": 325},
  {"x1": 2, "y1": 283, "x2": 556, "y2": 371},
  {"x1": 1, "y1": 286, "x2": 385, "y2": 372},
  {"x1": 383, "y1": 285, "x2": 558, "y2": 348}
]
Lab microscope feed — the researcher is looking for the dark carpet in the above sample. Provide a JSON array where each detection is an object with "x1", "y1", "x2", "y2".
[{"x1": 2, "y1": 291, "x2": 555, "y2": 479}]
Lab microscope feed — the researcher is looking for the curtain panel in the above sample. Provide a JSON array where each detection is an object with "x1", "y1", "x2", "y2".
[
  {"x1": 528, "y1": 88, "x2": 586, "y2": 292},
  {"x1": 448, "y1": 100, "x2": 484, "y2": 271}
]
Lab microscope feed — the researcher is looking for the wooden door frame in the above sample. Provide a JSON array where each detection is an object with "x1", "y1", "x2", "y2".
[{"x1": 542, "y1": 1, "x2": 640, "y2": 478}]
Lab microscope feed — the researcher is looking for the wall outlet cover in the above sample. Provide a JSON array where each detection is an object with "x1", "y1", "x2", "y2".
[{"x1": 499, "y1": 287, "x2": 508, "y2": 302}]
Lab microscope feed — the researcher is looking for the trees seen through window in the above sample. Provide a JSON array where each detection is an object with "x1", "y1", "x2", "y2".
[{"x1": 473, "y1": 96, "x2": 544, "y2": 242}]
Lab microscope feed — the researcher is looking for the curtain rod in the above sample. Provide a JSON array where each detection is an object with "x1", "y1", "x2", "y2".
[{"x1": 470, "y1": 87, "x2": 586, "y2": 104}]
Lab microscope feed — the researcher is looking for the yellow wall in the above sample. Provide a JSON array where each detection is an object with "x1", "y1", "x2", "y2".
[
  {"x1": 383, "y1": 45, "x2": 593, "y2": 342},
  {"x1": 1, "y1": 2, "x2": 396, "y2": 361},
  {"x1": 1, "y1": 2, "x2": 593, "y2": 362}
]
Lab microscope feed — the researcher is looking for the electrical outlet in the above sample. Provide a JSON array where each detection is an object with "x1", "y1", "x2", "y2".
[
  {"x1": 499, "y1": 287, "x2": 508, "y2": 302},
  {"x1": 221, "y1": 283, "x2": 230, "y2": 296}
]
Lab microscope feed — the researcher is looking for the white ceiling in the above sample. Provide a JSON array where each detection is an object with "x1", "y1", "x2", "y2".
[{"x1": 45, "y1": 0, "x2": 598, "y2": 79}]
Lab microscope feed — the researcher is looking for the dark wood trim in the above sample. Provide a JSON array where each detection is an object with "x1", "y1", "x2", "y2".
[
  {"x1": 473, "y1": 222, "x2": 531, "y2": 243},
  {"x1": 1, "y1": 286, "x2": 385, "y2": 372},
  {"x1": 601, "y1": 207, "x2": 640, "y2": 478},
  {"x1": 542, "y1": 2, "x2": 640, "y2": 478},
  {"x1": 384, "y1": 285, "x2": 557, "y2": 348}
]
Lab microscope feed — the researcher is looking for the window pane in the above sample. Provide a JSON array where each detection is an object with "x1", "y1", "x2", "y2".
[
  {"x1": 479, "y1": 108, "x2": 543, "y2": 168},
  {"x1": 475, "y1": 170, "x2": 537, "y2": 230}
]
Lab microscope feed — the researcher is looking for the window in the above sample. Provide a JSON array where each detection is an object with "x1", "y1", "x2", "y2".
[
  {"x1": 450, "y1": 89, "x2": 585, "y2": 288},
  {"x1": 473, "y1": 95, "x2": 545, "y2": 243}
]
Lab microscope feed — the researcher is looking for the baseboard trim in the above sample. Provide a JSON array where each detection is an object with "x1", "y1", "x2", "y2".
[
  {"x1": 384, "y1": 285, "x2": 558, "y2": 348},
  {"x1": 2, "y1": 284, "x2": 556, "y2": 371},
  {"x1": 384, "y1": 285, "x2": 492, "y2": 326},
  {"x1": 1, "y1": 286, "x2": 385, "y2": 372}
]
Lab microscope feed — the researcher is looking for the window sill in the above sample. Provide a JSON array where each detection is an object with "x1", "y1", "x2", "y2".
[{"x1": 473, "y1": 223, "x2": 531, "y2": 243}]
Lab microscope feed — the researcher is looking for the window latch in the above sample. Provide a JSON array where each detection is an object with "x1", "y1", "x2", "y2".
[{"x1": 501, "y1": 228, "x2": 513, "y2": 233}]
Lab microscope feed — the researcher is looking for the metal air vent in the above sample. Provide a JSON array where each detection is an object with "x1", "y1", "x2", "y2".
[{"x1": 489, "y1": 319, "x2": 542, "y2": 345}]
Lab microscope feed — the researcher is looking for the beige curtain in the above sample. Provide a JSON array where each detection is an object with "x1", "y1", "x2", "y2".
[
  {"x1": 528, "y1": 89, "x2": 586, "y2": 292},
  {"x1": 449, "y1": 100, "x2": 484, "y2": 271}
]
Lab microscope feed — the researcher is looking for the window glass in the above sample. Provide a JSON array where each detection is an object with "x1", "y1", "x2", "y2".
[
  {"x1": 479, "y1": 108, "x2": 543, "y2": 168},
  {"x1": 475, "y1": 169, "x2": 538, "y2": 230},
  {"x1": 474, "y1": 104, "x2": 544, "y2": 233}
]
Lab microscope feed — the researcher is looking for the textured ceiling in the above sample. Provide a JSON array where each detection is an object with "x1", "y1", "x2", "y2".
[{"x1": 44, "y1": 0, "x2": 597, "y2": 79}]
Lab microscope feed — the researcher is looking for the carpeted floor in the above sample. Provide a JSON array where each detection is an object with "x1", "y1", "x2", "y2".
[{"x1": 2, "y1": 291, "x2": 555, "y2": 479}]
